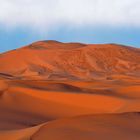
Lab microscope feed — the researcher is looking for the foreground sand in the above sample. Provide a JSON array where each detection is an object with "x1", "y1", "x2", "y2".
[{"x1": 0, "y1": 75, "x2": 140, "y2": 140}]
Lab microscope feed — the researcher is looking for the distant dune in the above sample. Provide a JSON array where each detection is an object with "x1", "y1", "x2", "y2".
[
  {"x1": 0, "y1": 40, "x2": 140, "y2": 80},
  {"x1": 0, "y1": 41, "x2": 140, "y2": 140}
]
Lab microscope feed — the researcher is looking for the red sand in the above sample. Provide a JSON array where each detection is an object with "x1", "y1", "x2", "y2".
[{"x1": 0, "y1": 41, "x2": 140, "y2": 140}]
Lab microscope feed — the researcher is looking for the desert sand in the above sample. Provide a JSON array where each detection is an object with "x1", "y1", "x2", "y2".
[{"x1": 0, "y1": 40, "x2": 140, "y2": 140}]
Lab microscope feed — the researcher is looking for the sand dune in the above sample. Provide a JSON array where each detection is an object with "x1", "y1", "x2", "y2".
[
  {"x1": 0, "y1": 41, "x2": 140, "y2": 140},
  {"x1": 0, "y1": 41, "x2": 140, "y2": 80},
  {"x1": 32, "y1": 113, "x2": 140, "y2": 140}
]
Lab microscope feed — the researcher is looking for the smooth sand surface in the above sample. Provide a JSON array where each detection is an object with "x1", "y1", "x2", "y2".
[
  {"x1": 32, "y1": 113, "x2": 140, "y2": 140},
  {"x1": 0, "y1": 41, "x2": 140, "y2": 139}
]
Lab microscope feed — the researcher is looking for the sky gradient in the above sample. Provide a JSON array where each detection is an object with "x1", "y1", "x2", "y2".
[{"x1": 0, "y1": 0, "x2": 140, "y2": 52}]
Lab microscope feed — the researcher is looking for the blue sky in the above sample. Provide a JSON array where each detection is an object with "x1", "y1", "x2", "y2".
[
  {"x1": 0, "y1": 26, "x2": 140, "y2": 53},
  {"x1": 0, "y1": 0, "x2": 140, "y2": 52}
]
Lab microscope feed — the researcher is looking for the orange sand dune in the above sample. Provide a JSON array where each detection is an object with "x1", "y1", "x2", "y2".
[
  {"x1": 0, "y1": 41, "x2": 140, "y2": 80},
  {"x1": 32, "y1": 113, "x2": 140, "y2": 140},
  {"x1": 0, "y1": 41, "x2": 140, "y2": 140}
]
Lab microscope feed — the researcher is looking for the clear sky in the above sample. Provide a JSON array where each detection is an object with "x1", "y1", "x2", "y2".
[{"x1": 0, "y1": 0, "x2": 140, "y2": 52}]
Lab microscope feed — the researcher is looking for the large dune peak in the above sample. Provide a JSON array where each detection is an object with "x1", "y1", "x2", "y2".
[{"x1": 0, "y1": 41, "x2": 140, "y2": 80}]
